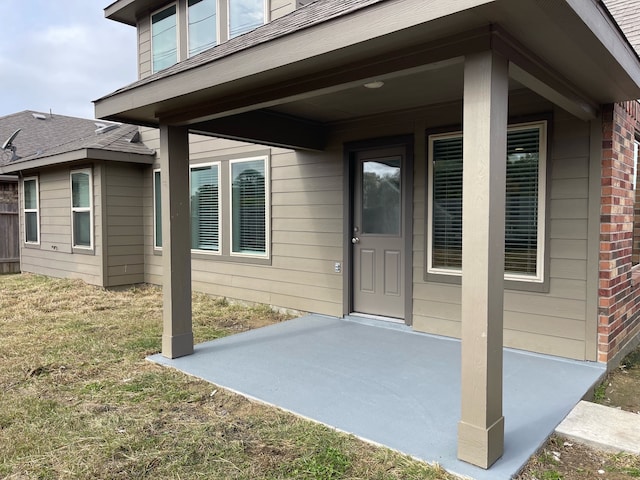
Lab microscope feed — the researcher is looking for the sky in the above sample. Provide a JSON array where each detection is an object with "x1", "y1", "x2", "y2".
[{"x1": 0, "y1": 0, "x2": 137, "y2": 121}]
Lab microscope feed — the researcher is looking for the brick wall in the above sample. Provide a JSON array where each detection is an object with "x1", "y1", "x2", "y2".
[{"x1": 599, "y1": 101, "x2": 640, "y2": 364}]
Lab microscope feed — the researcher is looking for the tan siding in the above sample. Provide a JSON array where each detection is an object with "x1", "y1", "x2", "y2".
[
  {"x1": 20, "y1": 166, "x2": 103, "y2": 285},
  {"x1": 143, "y1": 129, "x2": 344, "y2": 316},
  {"x1": 411, "y1": 107, "x2": 592, "y2": 360},
  {"x1": 271, "y1": 0, "x2": 296, "y2": 20},
  {"x1": 104, "y1": 163, "x2": 145, "y2": 287},
  {"x1": 138, "y1": 16, "x2": 151, "y2": 79},
  {"x1": 140, "y1": 99, "x2": 592, "y2": 360}
]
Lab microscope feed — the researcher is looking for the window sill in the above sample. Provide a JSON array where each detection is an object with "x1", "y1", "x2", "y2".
[
  {"x1": 72, "y1": 247, "x2": 95, "y2": 256},
  {"x1": 425, "y1": 271, "x2": 549, "y2": 293}
]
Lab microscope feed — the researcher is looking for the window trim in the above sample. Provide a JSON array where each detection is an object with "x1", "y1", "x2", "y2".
[
  {"x1": 229, "y1": 155, "x2": 270, "y2": 258},
  {"x1": 151, "y1": 2, "x2": 179, "y2": 74},
  {"x1": 426, "y1": 120, "x2": 548, "y2": 284},
  {"x1": 190, "y1": 161, "x2": 222, "y2": 255},
  {"x1": 23, "y1": 176, "x2": 40, "y2": 245},
  {"x1": 70, "y1": 168, "x2": 94, "y2": 250}
]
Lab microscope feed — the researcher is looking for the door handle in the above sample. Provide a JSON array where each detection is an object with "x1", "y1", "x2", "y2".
[{"x1": 351, "y1": 237, "x2": 360, "y2": 244}]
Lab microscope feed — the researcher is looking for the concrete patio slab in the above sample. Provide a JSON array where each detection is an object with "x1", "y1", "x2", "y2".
[{"x1": 148, "y1": 314, "x2": 605, "y2": 480}]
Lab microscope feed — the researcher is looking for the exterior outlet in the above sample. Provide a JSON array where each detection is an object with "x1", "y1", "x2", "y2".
[{"x1": 334, "y1": 262, "x2": 341, "y2": 273}]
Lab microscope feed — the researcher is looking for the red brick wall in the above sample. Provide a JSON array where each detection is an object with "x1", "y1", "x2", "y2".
[{"x1": 599, "y1": 101, "x2": 640, "y2": 364}]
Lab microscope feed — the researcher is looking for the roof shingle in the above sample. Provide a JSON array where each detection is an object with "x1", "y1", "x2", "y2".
[{"x1": 0, "y1": 110, "x2": 154, "y2": 167}]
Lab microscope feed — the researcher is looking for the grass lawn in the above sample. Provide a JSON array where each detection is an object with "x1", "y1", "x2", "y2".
[{"x1": 0, "y1": 274, "x2": 457, "y2": 480}]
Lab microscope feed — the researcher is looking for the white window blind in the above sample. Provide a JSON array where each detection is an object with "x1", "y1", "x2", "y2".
[
  {"x1": 231, "y1": 158, "x2": 266, "y2": 255},
  {"x1": 190, "y1": 164, "x2": 220, "y2": 252},
  {"x1": 429, "y1": 123, "x2": 544, "y2": 279}
]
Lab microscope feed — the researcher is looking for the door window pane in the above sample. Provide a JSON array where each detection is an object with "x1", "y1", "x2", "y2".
[
  {"x1": 191, "y1": 164, "x2": 220, "y2": 251},
  {"x1": 229, "y1": 0, "x2": 264, "y2": 38},
  {"x1": 188, "y1": 0, "x2": 217, "y2": 56},
  {"x1": 231, "y1": 158, "x2": 266, "y2": 255},
  {"x1": 362, "y1": 158, "x2": 401, "y2": 235},
  {"x1": 152, "y1": 5, "x2": 178, "y2": 73}
]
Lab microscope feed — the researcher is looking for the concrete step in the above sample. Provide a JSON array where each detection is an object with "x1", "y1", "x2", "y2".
[{"x1": 556, "y1": 400, "x2": 640, "y2": 455}]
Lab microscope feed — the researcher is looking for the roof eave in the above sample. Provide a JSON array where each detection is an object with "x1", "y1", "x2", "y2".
[
  {"x1": 95, "y1": 0, "x2": 640, "y2": 127},
  {"x1": 0, "y1": 149, "x2": 155, "y2": 174}
]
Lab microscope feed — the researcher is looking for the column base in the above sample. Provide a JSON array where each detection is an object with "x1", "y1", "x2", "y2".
[
  {"x1": 162, "y1": 331, "x2": 194, "y2": 359},
  {"x1": 457, "y1": 416, "x2": 505, "y2": 469}
]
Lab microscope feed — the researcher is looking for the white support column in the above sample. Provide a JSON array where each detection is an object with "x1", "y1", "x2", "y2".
[
  {"x1": 457, "y1": 50, "x2": 508, "y2": 469},
  {"x1": 159, "y1": 124, "x2": 194, "y2": 359}
]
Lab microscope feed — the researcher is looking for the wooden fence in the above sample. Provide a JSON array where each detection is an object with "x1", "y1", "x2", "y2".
[{"x1": 0, "y1": 180, "x2": 20, "y2": 274}]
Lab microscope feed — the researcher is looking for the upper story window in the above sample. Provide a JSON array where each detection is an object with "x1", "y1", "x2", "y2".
[
  {"x1": 151, "y1": 4, "x2": 178, "y2": 73},
  {"x1": 149, "y1": 0, "x2": 267, "y2": 73},
  {"x1": 188, "y1": 0, "x2": 217, "y2": 56},
  {"x1": 229, "y1": 0, "x2": 265, "y2": 38}
]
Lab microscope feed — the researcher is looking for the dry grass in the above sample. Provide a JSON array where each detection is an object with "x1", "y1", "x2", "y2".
[{"x1": 0, "y1": 273, "x2": 457, "y2": 480}]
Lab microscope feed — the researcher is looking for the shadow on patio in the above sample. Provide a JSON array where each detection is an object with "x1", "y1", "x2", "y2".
[{"x1": 149, "y1": 314, "x2": 604, "y2": 480}]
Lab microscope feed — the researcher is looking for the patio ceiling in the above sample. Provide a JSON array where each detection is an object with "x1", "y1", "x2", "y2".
[{"x1": 95, "y1": 0, "x2": 640, "y2": 150}]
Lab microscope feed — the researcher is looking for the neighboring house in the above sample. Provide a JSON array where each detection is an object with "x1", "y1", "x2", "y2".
[
  {"x1": 0, "y1": 174, "x2": 19, "y2": 274},
  {"x1": 0, "y1": 110, "x2": 155, "y2": 287},
  {"x1": 4, "y1": 0, "x2": 640, "y2": 469}
]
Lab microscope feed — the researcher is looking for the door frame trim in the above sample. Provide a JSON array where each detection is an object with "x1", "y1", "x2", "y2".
[{"x1": 343, "y1": 135, "x2": 414, "y2": 326}]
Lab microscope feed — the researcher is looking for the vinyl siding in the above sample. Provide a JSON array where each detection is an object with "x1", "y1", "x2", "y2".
[
  {"x1": 104, "y1": 163, "x2": 145, "y2": 287},
  {"x1": 141, "y1": 128, "x2": 344, "y2": 316},
  {"x1": 20, "y1": 166, "x2": 103, "y2": 286}
]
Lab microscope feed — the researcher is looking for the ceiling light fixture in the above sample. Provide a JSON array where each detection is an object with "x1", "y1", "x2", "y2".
[{"x1": 364, "y1": 81, "x2": 384, "y2": 89}]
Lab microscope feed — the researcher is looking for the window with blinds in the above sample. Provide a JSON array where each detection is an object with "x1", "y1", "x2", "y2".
[
  {"x1": 231, "y1": 157, "x2": 267, "y2": 256},
  {"x1": 428, "y1": 122, "x2": 546, "y2": 281},
  {"x1": 190, "y1": 163, "x2": 220, "y2": 252},
  {"x1": 71, "y1": 169, "x2": 93, "y2": 248}
]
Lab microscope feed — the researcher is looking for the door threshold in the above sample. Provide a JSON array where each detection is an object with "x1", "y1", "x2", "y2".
[{"x1": 348, "y1": 312, "x2": 406, "y2": 325}]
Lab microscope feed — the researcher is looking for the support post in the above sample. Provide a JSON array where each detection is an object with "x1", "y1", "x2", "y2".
[
  {"x1": 159, "y1": 124, "x2": 194, "y2": 359},
  {"x1": 457, "y1": 50, "x2": 508, "y2": 469}
]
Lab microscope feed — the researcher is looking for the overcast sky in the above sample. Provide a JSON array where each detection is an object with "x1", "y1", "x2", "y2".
[{"x1": 0, "y1": 0, "x2": 137, "y2": 120}]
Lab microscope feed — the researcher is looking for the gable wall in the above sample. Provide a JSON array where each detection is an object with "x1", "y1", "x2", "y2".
[{"x1": 19, "y1": 164, "x2": 104, "y2": 286}]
